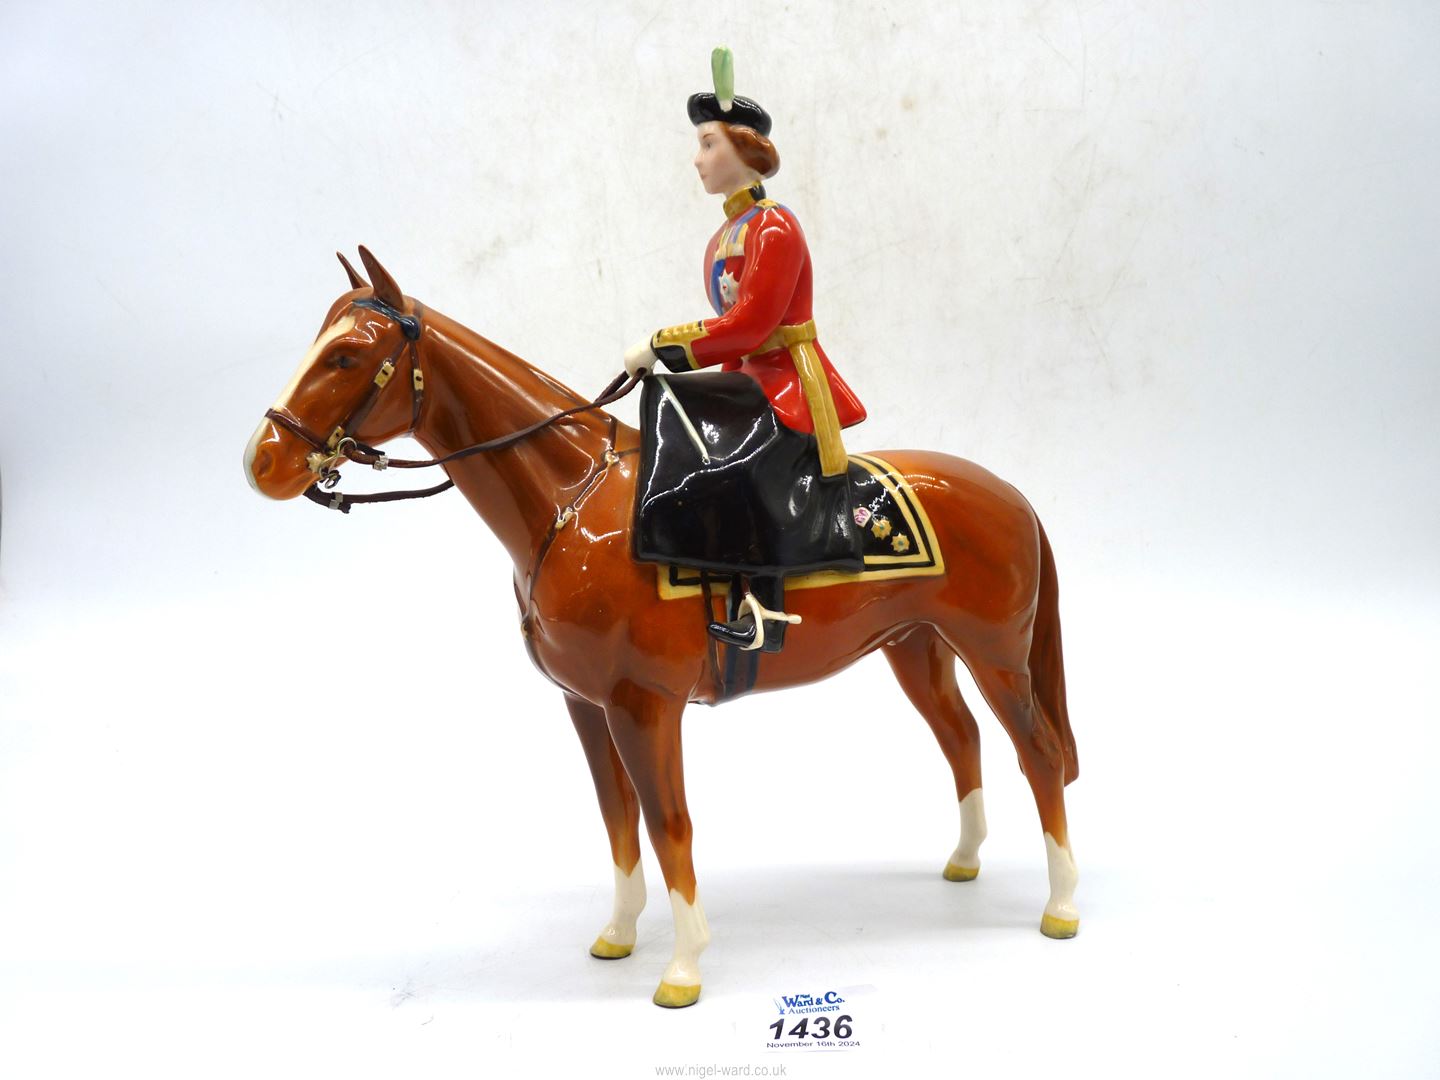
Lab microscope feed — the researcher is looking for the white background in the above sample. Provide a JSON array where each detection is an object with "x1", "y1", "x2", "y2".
[{"x1": 2, "y1": 1, "x2": 1437, "y2": 1076}]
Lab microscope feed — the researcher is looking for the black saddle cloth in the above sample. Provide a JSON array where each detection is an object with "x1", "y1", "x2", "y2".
[{"x1": 632, "y1": 371, "x2": 863, "y2": 575}]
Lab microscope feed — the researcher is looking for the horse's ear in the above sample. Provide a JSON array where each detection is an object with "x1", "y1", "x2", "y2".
[
  {"x1": 337, "y1": 251, "x2": 367, "y2": 290},
  {"x1": 357, "y1": 245, "x2": 404, "y2": 309}
]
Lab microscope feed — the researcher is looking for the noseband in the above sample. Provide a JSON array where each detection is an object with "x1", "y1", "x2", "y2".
[{"x1": 262, "y1": 297, "x2": 642, "y2": 513}]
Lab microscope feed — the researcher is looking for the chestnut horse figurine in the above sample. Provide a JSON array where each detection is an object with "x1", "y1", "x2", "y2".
[{"x1": 244, "y1": 249, "x2": 1080, "y2": 1009}]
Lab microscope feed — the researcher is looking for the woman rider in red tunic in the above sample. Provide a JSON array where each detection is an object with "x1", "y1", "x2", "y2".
[{"x1": 624, "y1": 54, "x2": 868, "y2": 653}]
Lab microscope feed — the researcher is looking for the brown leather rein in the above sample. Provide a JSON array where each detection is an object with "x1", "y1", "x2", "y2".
[{"x1": 263, "y1": 297, "x2": 643, "y2": 513}]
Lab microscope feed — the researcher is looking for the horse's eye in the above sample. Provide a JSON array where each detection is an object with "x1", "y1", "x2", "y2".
[{"x1": 335, "y1": 355, "x2": 356, "y2": 370}]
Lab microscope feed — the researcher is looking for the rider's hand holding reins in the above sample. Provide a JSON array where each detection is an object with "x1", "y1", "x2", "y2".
[{"x1": 624, "y1": 336, "x2": 658, "y2": 378}]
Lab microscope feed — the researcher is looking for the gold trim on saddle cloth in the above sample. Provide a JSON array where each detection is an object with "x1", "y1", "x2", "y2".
[{"x1": 654, "y1": 452, "x2": 947, "y2": 600}]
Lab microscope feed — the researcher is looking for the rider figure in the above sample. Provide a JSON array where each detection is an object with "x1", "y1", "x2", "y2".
[{"x1": 624, "y1": 48, "x2": 868, "y2": 653}]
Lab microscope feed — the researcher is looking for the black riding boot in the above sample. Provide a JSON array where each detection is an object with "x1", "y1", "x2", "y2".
[{"x1": 707, "y1": 574, "x2": 792, "y2": 654}]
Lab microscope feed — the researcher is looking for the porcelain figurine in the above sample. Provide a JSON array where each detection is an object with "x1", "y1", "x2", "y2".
[
  {"x1": 623, "y1": 48, "x2": 870, "y2": 655},
  {"x1": 243, "y1": 49, "x2": 1080, "y2": 1010}
]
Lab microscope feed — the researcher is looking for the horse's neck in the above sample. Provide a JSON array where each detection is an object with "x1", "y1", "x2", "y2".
[{"x1": 411, "y1": 309, "x2": 612, "y2": 572}]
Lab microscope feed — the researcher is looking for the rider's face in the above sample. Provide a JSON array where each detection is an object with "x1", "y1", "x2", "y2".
[{"x1": 693, "y1": 121, "x2": 754, "y2": 196}]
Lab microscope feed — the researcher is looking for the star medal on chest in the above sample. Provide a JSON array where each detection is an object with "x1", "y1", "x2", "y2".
[{"x1": 717, "y1": 269, "x2": 740, "y2": 310}]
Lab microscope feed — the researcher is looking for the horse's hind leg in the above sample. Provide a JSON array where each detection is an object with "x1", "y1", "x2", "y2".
[
  {"x1": 883, "y1": 625, "x2": 988, "y2": 881},
  {"x1": 564, "y1": 693, "x2": 646, "y2": 960},
  {"x1": 961, "y1": 657, "x2": 1080, "y2": 939}
]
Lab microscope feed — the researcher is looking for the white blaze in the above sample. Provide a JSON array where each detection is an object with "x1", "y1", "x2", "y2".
[
  {"x1": 243, "y1": 313, "x2": 357, "y2": 494},
  {"x1": 242, "y1": 419, "x2": 268, "y2": 495},
  {"x1": 271, "y1": 313, "x2": 357, "y2": 411}
]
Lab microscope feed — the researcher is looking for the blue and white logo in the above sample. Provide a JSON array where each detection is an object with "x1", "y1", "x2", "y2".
[{"x1": 774, "y1": 989, "x2": 846, "y2": 1015}]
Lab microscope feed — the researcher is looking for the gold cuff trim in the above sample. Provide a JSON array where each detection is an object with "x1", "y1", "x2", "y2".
[{"x1": 653, "y1": 321, "x2": 709, "y2": 369}]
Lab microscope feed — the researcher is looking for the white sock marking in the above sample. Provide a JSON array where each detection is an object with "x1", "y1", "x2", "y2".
[
  {"x1": 1043, "y1": 832, "x2": 1079, "y2": 922},
  {"x1": 661, "y1": 888, "x2": 710, "y2": 987},
  {"x1": 949, "y1": 787, "x2": 988, "y2": 868},
  {"x1": 596, "y1": 861, "x2": 646, "y2": 948}
]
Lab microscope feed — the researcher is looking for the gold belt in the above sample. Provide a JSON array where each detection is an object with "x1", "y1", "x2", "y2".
[
  {"x1": 743, "y1": 319, "x2": 847, "y2": 477},
  {"x1": 743, "y1": 318, "x2": 818, "y2": 359}
]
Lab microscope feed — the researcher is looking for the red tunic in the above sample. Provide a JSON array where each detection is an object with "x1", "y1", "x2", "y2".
[{"x1": 651, "y1": 187, "x2": 867, "y2": 434}]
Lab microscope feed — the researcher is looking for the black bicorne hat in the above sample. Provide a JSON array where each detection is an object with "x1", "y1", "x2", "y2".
[{"x1": 686, "y1": 92, "x2": 772, "y2": 137}]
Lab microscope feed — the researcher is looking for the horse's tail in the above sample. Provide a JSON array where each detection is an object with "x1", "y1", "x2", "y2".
[{"x1": 1030, "y1": 517, "x2": 1078, "y2": 785}]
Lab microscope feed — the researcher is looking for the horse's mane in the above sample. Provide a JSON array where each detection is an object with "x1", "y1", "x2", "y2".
[{"x1": 421, "y1": 302, "x2": 592, "y2": 410}]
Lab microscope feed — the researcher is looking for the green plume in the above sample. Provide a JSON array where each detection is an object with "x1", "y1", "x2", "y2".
[{"x1": 711, "y1": 46, "x2": 734, "y2": 110}]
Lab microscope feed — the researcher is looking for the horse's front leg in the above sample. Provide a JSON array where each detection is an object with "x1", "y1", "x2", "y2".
[
  {"x1": 564, "y1": 693, "x2": 646, "y2": 959},
  {"x1": 603, "y1": 680, "x2": 709, "y2": 1008}
]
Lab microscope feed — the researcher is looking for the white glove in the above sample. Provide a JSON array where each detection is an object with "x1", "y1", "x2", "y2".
[{"x1": 624, "y1": 335, "x2": 657, "y2": 378}]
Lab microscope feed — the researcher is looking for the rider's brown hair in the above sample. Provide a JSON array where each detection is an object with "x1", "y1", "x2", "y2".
[{"x1": 721, "y1": 123, "x2": 780, "y2": 179}]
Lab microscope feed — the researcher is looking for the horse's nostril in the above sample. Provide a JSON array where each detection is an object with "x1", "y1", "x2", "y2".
[{"x1": 253, "y1": 448, "x2": 273, "y2": 478}]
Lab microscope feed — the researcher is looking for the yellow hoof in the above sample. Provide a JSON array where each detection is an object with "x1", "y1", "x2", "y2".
[
  {"x1": 653, "y1": 981, "x2": 702, "y2": 1008},
  {"x1": 589, "y1": 936, "x2": 634, "y2": 959},
  {"x1": 1041, "y1": 913, "x2": 1079, "y2": 939},
  {"x1": 943, "y1": 861, "x2": 980, "y2": 882}
]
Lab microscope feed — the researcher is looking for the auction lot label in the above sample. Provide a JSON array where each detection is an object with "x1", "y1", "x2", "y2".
[{"x1": 763, "y1": 984, "x2": 877, "y2": 1053}]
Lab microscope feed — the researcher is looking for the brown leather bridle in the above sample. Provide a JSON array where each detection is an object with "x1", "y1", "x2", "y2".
[{"x1": 263, "y1": 296, "x2": 643, "y2": 513}]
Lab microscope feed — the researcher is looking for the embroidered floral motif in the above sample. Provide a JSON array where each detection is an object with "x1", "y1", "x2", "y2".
[
  {"x1": 870, "y1": 515, "x2": 892, "y2": 539},
  {"x1": 891, "y1": 533, "x2": 911, "y2": 553},
  {"x1": 853, "y1": 506, "x2": 872, "y2": 527}
]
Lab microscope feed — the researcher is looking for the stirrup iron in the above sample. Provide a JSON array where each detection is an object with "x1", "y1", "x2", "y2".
[{"x1": 737, "y1": 590, "x2": 801, "y2": 651}]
